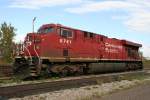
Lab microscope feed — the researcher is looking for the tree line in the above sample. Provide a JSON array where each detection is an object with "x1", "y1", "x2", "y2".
[{"x1": 0, "y1": 22, "x2": 16, "y2": 63}]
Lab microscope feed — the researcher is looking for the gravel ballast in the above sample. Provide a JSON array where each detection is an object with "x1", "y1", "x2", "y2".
[{"x1": 10, "y1": 77, "x2": 150, "y2": 100}]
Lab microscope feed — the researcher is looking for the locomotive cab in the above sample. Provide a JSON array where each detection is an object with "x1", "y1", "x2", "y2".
[
  {"x1": 24, "y1": 24, "x2": 57, "y2": 56},
  {"x1": 24, "y1": 24, "x2": 74, "y2": 59}
]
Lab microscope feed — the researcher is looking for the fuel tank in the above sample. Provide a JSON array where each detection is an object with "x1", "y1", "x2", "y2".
[{"x1": 88, "y1": 62, "x2": 126, "y2": 73}]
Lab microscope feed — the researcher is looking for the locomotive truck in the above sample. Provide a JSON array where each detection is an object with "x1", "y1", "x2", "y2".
[{"x1": 14, "y1": 24, "x2": 143, "y2": 79}]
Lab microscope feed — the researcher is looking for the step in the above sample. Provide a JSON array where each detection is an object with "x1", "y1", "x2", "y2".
[
  {"x1": 30, "y1": 70, "x2": 37, "y2": 73},
  {"x1": 30, "y1": 73, "x2": 38, "y2": 76}
]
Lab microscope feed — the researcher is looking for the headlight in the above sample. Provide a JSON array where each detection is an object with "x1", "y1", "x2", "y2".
[{"x1": 36, "y1": 45, "x2": 40, "y2": 49}]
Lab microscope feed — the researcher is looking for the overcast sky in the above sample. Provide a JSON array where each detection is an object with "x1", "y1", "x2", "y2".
[{"x1": 0, "y1": 0, "x2": 150, "y2": 58}]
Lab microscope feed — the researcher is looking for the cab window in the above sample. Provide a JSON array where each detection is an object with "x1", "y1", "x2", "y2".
[
  {"x1": 84, "y1": 31, "x2": 94, "y2": 38},
  {"x1": 38, "y1": 27, "x2": 54, "y2": 34},
  {"x1": 61, "y1": 28, "x2": 73, "y2": 38}
]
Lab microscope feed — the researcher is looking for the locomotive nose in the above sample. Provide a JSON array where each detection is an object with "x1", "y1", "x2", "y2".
[
  {"x1": 24, "y1": 33, "x2": 41, "y2": 56},
  {"x1": 26, "y1": 33, "x2": 41, "y2": 43}
]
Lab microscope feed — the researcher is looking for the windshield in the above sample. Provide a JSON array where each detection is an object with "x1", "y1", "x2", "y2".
[{"x1": 38, "y1": 27, "x2": 54, "y2": 34}]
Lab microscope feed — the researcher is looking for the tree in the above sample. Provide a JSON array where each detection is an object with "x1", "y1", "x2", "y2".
[{"x1": 0, "y1": 22, "x2": 16, "y2": 63}]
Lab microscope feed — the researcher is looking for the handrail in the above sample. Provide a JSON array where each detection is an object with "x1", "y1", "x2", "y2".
[
  {"x1": 34, "y1": 45, "x2": 41, "y2": 65},
  {"x1": 23, "y1": 45, "x2": 32, "y2": 64}
]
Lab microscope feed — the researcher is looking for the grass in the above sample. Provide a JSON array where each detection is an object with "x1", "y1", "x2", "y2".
[
  {"x1": 143, "y1": 60, "x2": 150, "y2": 69},
  {"x1": 0, "y1": 76, "x2": 21, "y2": 84}
]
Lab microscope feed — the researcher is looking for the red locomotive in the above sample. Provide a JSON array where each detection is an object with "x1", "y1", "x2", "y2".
[{"x1": 14, "y1": 24, "x2": 143, "y2": 78}]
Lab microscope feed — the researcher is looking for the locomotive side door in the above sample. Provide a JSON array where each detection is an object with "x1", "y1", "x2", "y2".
[
  {"x1": 98, "y1": 36, "x2": 105, "y2": 59},
  {"x1": 60, "y1": 28, "x2": 73, "y2": 58}
]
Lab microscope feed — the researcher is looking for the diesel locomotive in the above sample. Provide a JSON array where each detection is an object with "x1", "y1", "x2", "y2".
[{"x1": 14, "y1": 24, "x2": 143, "y2": 78}]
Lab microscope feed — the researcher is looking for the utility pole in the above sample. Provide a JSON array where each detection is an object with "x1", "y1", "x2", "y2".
[{"x1": 33, "y1": 17, "x2": 36, "y2": 33}]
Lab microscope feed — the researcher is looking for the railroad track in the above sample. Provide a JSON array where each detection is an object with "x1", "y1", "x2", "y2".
[{"x1": 0, "y1": 70, "x2": 148, "y2": 99}]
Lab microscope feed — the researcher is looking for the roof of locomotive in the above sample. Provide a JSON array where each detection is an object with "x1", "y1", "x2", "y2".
[
  {"x1": 40, "y1": 24, "x2": 142, "y2": 47},
  {"x1": 122, "y1": 40, "x2": 142, "y2": 47},
  {"x1": 40, "y1": 23, "x2": 107, "y2": 36}
]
